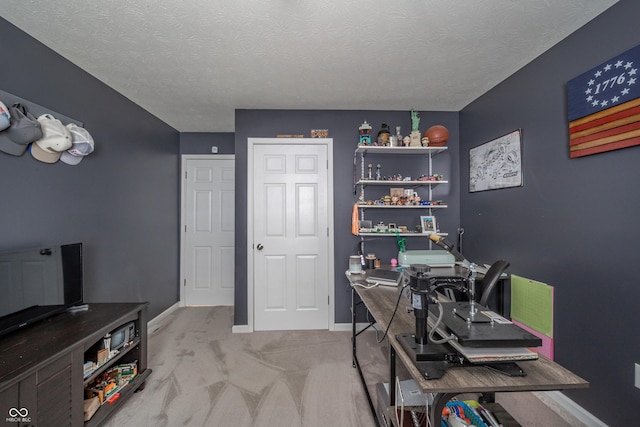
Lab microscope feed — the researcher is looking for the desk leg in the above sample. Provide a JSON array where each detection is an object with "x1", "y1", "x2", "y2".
[
  {"x1": 351, "y1": 286, "x2": 380, "y2": 426},
  {"x1": 352, "y1": 286, "x2": 357, "y2": 368},
  {"x1": 431, "y1": 393, "x2": 457, "y2": 427},
  {"x1": 389, "y1": 344, "x2": 396, "y2": 407}
]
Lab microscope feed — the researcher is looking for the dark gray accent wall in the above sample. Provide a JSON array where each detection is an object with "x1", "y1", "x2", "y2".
[
  {"x1": 0, "y1": 18, "x2": 180, "y2": 320},
  {"x1": 234, "y1": 110, "x2": 459, "y2": 326},
  {"x1": 459, "y1": 1, "x2": 639, "y2": 425},
  {"x1": 180, "y1": 132, "x2": 235, "y2": 154}
]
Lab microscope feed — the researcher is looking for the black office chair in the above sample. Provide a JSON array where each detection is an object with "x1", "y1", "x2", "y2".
[{"x1": 478, "y1": 260, "x2": 511, "y2": 307}]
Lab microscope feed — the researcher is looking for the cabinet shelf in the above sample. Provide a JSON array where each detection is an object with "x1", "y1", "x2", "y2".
[
  {"x1": 84, "y1": 368, "x2": 152, "y2": 427},
  {"x1": 83, "y1": 338, "x2": 141, "y2": 385}
]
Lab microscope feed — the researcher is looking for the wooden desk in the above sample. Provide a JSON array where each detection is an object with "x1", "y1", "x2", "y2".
[{"x1": 349, "y1": 275, "x2": 588, "y2": 426}]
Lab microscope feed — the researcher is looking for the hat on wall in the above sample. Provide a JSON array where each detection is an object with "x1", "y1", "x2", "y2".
[
  {"x1": 0, "y1": 104, "x2": 43, "y2": 156},
  {"x1": 30, "y1": 114, "x2": 72, "y2": 163},
  {"x1": 61, "y1": 123, "x2": 95, "y2": 165},
  {"x1": 0, "y1": 100, "x2": 10, "y2": 131}
]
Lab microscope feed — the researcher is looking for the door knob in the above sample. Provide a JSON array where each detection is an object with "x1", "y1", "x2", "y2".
[{"x1": 256, "y1": 243, "x2": 264, "y2": 250}]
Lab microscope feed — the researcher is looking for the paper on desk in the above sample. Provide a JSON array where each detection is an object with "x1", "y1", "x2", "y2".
[{"x1": 510, "y1": 275, "x2": 554, "y2": 338}]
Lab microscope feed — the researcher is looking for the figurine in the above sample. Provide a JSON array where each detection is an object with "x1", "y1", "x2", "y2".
[
  {"x1": 403, "y1": 135, "x2": 411, "y2": 146},
  {"x1": 367, "y1": 163, "x2": 373, "y2": 180},
  {"x1": 359, "y1": 121, "x2": 372, "y2": 146},
  {"x1": 377, "y1": 123, "x2": 390, "y2": 146},
  {"x1": 410, "y1": 109, "x2": 422, "y2": 146},
  {"x1": 411, "y1": 110, "x2": 420, "y2": 132},
  {"x1": 376, "y1": 164, "x2": 381, "y2": 180}
]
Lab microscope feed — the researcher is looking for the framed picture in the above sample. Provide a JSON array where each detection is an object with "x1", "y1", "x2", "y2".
[
  {"x1": 567, "y1": 43, "x2": 640, "y2": 158},
  {"x1": 469, "y1": 129, "x2": 523, "y2": 192},
  {"x1": 420, "y1": 215, "x2": 436, "y2": 234}
]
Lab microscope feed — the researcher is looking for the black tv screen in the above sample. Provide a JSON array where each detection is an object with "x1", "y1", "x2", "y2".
[{"x1": 0, "y1": 243, "x2": 83, "y2": 337}]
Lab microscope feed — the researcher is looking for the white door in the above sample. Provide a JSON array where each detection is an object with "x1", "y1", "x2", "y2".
[
  {"x1": 181, "y1": 156, "x2": 235, "y2": 306},
  {"x1": 250, "y1": 140, "x2": 332, "y2": 331}
]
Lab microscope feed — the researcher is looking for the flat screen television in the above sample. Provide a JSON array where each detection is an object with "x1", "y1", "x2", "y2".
[{"x1": 0, "y1": 242, "x2": 83, "y2": 338}]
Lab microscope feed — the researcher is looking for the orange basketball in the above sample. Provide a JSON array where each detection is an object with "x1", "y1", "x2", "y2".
[{"x1": 425, "y1": 125, "x2": 449, "y2": 146}]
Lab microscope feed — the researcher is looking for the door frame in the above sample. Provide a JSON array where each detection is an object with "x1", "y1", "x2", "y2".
[
  {"x1": 246, "y1": 138, "x2": 335, "y2": 331},
  {"x1": 179, "y1": 154, "x2": 236, "y2": 307}
]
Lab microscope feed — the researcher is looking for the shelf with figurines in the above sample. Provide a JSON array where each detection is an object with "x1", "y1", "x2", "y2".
[
  {"x1": 356, "y1": 173, "x2": 448, "y2": 188},
  {"x1": 356, "y1": 186, "x2": 447, "y2": 209},
  {"x1": 355, "y1": 220, "x2": 447, "y2": 237}
]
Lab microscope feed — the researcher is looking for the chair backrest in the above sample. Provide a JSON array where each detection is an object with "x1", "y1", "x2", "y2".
[{"x1": 478, "y1": 260, "x2": 511, "y2": 307}]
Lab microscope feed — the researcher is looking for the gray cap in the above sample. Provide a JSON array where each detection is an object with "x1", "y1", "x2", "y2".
[{"x1": 0, "y1": 104, "x2": 43, "y2": 157}]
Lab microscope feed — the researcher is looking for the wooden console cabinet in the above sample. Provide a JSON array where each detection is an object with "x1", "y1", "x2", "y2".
[{"x1": 0, "y1": 303, "x2": 151, "y2": 426}]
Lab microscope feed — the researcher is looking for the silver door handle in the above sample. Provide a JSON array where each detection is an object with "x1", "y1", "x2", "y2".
[{"x1": 256, "y1": 243, "x2": 264, "y2": 250}]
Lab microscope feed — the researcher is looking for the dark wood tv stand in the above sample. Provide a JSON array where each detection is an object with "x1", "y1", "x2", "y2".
[{"x1": 0, "y1": 303, "x2": 151, "y2": 426}]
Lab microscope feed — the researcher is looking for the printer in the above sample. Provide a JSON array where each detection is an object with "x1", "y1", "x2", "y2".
[{"x1": 398, "y1": 250, "x2": 455, "y2": 268}]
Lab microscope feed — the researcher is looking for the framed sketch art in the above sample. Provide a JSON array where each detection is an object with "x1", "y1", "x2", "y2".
[
  {"x1": 469, "y1": 129, "x2": 523, "y2": 192},
  {"x1": 420, "y1": 215, "x2": 436, "y2": 234}
]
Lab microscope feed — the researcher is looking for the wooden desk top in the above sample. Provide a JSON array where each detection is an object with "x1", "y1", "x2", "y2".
[{"x1": 352, "y1": 279, "x2": 588, "y2": 394}]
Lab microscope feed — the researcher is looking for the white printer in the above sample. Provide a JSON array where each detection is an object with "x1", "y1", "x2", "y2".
[{"x1": 397, "y1": 250, "x2": 455, "y2": 268}]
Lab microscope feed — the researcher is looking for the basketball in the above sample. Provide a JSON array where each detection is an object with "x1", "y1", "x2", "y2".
[{"x1": 425, "y1": 125, "x2": 449, "y2": 146}]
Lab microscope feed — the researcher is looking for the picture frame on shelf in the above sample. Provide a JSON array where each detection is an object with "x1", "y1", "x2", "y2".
[{"x1": 420, "y1": 215, "x2": 436, "y2": 234}]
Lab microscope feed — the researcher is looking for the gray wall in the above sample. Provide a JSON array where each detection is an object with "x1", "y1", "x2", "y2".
[
  {"x1": 233, "y1": 110, "x2": 459, "y2": 325},
  {"x1": 180, "y1": 132, "x2": 235, "y2": 154},
  {"x1": 0, "y1": 18, "x2": 180, "y2": 320},
  {"x1": 459, "y1": 1, "x2": 639, "y2": 425}
]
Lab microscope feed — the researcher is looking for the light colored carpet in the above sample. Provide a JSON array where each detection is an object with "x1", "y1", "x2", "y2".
[
  {"x1": 103, "y1": 306, "x2": 386, "y2": 427},
  {"x1": 103, "y1": 306, "x2": 586, "y2": 427}
]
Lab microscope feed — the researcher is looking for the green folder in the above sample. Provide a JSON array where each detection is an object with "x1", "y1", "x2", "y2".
[{"x1": 510, "y1": 275, "x2": 554, "y2": 338}]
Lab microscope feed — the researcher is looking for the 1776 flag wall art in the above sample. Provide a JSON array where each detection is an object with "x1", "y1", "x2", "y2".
[{"x1": 567, "y1": 44, "x2": 640, "y2": 158}]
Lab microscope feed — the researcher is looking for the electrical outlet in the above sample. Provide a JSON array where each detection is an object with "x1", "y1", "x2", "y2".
[
  {"x1": 635, "y1": 363, "x2": 640, "y2": 389},
  {"x1": 211, "y1": 146, "x2": 218, "y2": 153}
]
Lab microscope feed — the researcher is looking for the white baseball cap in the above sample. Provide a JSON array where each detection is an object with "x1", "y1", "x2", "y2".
[
  {"x1": 31, "y1": 114, "x2": 72, "y2": 163},
  {"x1": 61, "y1": 123, "x2": 95, "y2": 165}
]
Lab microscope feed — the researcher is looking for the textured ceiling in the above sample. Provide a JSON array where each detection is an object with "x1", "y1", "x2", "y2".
[{"x1": 1, "y1": 0, "x2": 618, "y2": 132}]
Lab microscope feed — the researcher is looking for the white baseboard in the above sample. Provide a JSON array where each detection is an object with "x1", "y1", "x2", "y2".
[
  {"x1": 333, "y1": 322, "x2": 372, "y2": 332},
  {"x1": 232, "y1": 324, "x2": 253, "y2": 333},
  {"x1": 231, "y1": 323, "x2": 364, "y2": 333},
  {"x1": 534, "y1": 391, "x2": 607, "y2": 427},
  {"x1": 148, "y1": 302, "x2": 180, "y2": 335}
]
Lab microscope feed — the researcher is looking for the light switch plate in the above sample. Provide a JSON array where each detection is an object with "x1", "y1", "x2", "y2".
[{"x1": 635, "y1": 363, "x2": 640, "y2": 389}]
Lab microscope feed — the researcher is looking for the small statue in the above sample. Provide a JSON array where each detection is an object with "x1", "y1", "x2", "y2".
[
  {"x1": 376, "y1": 164, "x2": 381, "y2": 180},
  {"x1": 403, "y1": 136, "x2": 411, "y2": 146},
  {"x1": 367, "y1": 163, "x2": 373, "y2": 180},
  {"x1": 411, "y1": 110, "x2": 420, "y2": 132}
]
